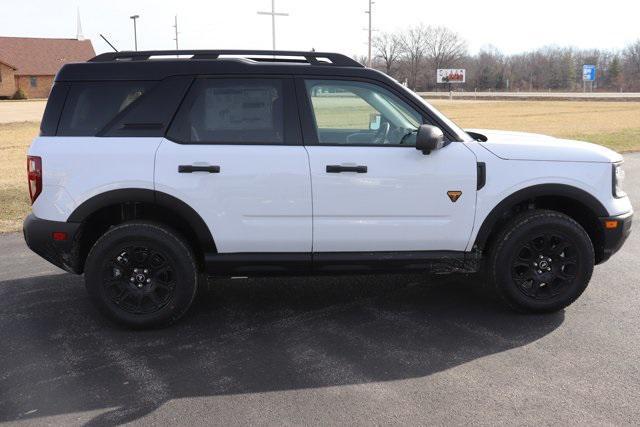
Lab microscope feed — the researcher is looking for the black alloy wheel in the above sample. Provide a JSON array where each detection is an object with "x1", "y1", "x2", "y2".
[{"x1": 489, "y1": 209, "x2": 594, "y2": 313}]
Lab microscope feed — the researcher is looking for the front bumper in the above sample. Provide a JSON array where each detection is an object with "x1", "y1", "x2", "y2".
[
  {"x1": 597, "y1": 211, "x2": 633, "y2": 264},
  {"x1": 23, "y1": 214, "x2": 83, "y2": 274}
]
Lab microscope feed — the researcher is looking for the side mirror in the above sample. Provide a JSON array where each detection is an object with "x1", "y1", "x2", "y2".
[{"x1": 415, "y1": 124, "x2": 444, "y2": 154}]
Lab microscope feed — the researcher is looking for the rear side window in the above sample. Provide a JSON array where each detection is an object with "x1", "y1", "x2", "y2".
[
  {"x1": 57, "y1": 82, "x2": 153, "y2": 136},
  {"x1": 167, "y1": 78, "x2": 287, "y2": 144}
]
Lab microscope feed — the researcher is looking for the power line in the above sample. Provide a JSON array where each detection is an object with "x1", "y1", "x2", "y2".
[
  {"x1": 257, "y1": 0, "x2": 289, "y2": 50},
  {"x1": 365, "y1": 0, "x2": 375, "y2": 67},
  {"x1": 173, "y1": 15, "x2": 179, "y2": 51}
]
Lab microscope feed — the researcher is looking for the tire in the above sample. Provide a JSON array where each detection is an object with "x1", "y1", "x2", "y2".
[
  {"x1": 84, "y1": 221, "x2": 199, "y2": 328},
  {"x1": 488, "y1": 209, "x2": 594, "y2": 313}
]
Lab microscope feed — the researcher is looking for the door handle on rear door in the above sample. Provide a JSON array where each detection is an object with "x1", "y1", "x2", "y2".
[
  {"x1": 178, "y1": 165, "x2": 221, "y2": 173},
  {"x1": 326, "y1": 165, "x2": 368, "y2": 173}
]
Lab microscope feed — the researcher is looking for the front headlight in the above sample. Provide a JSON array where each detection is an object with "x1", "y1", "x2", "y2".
[{"x1": 613, "y1": 163, "x2": 626, "y2": 198}]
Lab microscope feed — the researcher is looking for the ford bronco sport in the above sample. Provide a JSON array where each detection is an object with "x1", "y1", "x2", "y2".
[{"x1": 23, "y1": 50, "x2": 632, "y2": 327}]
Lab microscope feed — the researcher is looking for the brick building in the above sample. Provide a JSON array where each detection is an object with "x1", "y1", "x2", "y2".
[{"x1": 0, "y1": 37, "x2": 95, "y2": 99}]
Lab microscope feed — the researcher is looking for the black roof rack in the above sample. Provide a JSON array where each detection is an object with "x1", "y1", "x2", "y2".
[{"x1": 89, "y1": 50, "x2": 364, "y2": 68}]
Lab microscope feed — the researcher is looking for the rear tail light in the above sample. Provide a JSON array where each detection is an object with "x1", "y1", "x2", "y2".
[{"x1": 27, "y1": 155, "x2": 42, "y2": 204}]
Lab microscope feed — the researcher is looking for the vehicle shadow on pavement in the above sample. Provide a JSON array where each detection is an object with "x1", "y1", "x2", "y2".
[{"x1": 0, "y1": 272, "x2": 564, "y2": 425}]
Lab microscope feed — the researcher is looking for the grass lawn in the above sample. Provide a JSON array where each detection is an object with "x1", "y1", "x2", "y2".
[
  {"x1": 430, "y1": 100, "x2": 640, "y2": 152},
  {"x1": 0, "y1": 122, "x2": 39, "y2": 232},
  {"x1": 1, "y1": 100, "x2": 640, "y2": 232}
]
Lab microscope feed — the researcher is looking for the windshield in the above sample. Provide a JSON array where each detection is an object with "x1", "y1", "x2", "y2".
[{"x1": 402, "y1": 87, "x2": 473, "y2": 142}]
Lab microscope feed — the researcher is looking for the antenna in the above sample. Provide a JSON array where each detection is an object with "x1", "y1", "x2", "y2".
[{"x1": 99, "y1": 34, "x2": 119, "y2": 52}]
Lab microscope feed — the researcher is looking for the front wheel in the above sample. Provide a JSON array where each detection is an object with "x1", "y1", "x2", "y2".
[
  {"x1": 488, "y1": 209, "x2": 595, "y2": 313},
  {"x1": 84, "y1": 221, "x2": 199, "y2": 328}
]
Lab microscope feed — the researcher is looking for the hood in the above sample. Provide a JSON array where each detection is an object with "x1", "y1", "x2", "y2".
[{"x1": 468, "y1": 129, "x2": 623, "y2": 163}]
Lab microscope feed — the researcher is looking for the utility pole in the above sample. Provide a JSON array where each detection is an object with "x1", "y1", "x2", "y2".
[
  {"x1": 173, "y1": 15, "x2": 179, "y2": 51},
  {"x1": 364, "y1": 0, "x2": 374, "y2": 67},
  {"x1": 130, "y1": 15, "x2": 140, "y2": 51},
  {"x1": 257, "y1": 0, "x2": 289, "y2": 50}
]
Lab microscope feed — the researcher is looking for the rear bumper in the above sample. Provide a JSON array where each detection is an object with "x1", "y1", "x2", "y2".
[
  {"x1": 23, "y1": 214, "x2": 83, "y2": 274},
  {"x1": 598, "y1": 211, "x2": 633, "y2": 264}
]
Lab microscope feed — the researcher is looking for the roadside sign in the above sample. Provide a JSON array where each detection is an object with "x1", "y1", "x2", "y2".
[
  {"x1": 583, "y1": 65, "x2": 596, "y2": 82},
  {"x1": 437, "y1": 69, "x2": 466, "y2": 84}
]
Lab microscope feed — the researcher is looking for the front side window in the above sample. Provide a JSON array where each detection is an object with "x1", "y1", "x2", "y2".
[
  {"x1": 167, "y1": 78, "x2": 285, "y2": 144},
  {"x1": 305, "y1": 79, "x2": 423, "y2": 146},
  {"x1": 57, "y1": 82, "x2": 151, "y2": 136}
]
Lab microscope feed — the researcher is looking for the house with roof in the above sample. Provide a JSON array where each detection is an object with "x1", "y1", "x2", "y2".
[{"x1": 0, "y1": 36, "x2": 95, "y2": 99}]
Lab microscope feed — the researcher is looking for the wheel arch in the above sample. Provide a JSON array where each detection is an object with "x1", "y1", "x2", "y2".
[
  {"x1": 474, "y1": 184, "x2": 609, "y2": 263},
  {"x1": 68, "y1": 189, "x2": 216, "y2": 272}
]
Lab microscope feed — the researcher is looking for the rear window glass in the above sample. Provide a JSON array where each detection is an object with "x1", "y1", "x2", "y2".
[
  {"x1": 167, "y1": 79, "x2": 284, "y2": 144},
  {"x1": 57, "y1": 82, "x2": 153, "y2": 136}
]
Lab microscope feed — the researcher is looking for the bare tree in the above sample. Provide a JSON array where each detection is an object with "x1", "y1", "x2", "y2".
[
  {"x1": 424, "y1": 26, "x2": 468, "y2": 87},
  {"x1": 623, "y1": 40, "x2": 640, "y2": 91},
  {"x1": 400, "y1": 24, "x2": 429, "y2": 90},
  {"x1": 373, "y1": 32, "x2": 403, "y2": 76}
]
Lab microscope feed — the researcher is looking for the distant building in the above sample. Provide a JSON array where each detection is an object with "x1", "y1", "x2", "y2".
[{"x1": 0, "y1": 37, "x2": 95, "y2": 99}]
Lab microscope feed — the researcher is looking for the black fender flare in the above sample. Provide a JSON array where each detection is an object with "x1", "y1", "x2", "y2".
[
  {"x1": 473, "y1": 183, "x2": 608, "y2": 250},
  {"x1": 67, "y1": 188, "x2": 216, "y2": 252}
]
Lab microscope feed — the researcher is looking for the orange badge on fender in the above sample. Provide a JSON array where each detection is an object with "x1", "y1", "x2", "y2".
[{"x1": 447, "y1": 191, "x2": 462, "y2": 202}]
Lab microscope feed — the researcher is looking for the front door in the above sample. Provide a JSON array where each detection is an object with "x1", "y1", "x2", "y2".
[{"x1": 299, "y1": 78, "x2": 477, "y2": 252}]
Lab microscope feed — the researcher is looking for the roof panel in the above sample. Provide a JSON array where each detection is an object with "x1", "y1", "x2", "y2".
[{"x1": 0, "y1": 36, "x2": 95, "y2": 75}]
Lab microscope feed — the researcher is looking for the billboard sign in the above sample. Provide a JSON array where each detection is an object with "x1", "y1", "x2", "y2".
[
  {"x1": 583, "y1": 65, "x2": 596, "y2": 81},
  {"x1": 437, "y1": 69, "x2": 466, "y2": 84}
]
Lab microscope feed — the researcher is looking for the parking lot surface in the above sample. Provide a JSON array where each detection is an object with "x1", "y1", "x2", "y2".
[
  {"x1": 0, "y1": 100, "x2": 45, "y2": 124},
  {"x1": 1, "y1": 154, "x2": 639, "y2": 426}
]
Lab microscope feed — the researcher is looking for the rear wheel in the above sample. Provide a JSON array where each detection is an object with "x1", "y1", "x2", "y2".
[
  {"x1": 489, "y1": 209, "x2": 594, "y2": 313},
  {"x1": 84, "y1": 221, "x2": 198, "y2": 328}
]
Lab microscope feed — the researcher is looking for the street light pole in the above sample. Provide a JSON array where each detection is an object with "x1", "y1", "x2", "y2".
[
  {"x1": 130, "y1": 15, "x2": 140, "y2": 51},
  {"x1": 257, "y1": 0, "x2": 289, "y2": 50}
]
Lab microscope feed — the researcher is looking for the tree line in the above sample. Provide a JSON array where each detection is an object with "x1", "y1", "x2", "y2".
[{"x1": 367, "y1": 24, "x2": 640, "y2": 92}]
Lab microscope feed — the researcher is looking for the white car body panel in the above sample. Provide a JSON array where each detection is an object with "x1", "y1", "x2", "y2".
[
  {"x1": 154, "y1": 139, "x2": 312, "y2": 253},
  {"x1": 28, "y1": 137, "x2": 161, "y2": 222},
  {"x1": 463, "y1": 141, "x2": 633, "y2": 251},
  {"x1": 470, "y1": 129, "x2": 624, "y2": 163},
  {"x1": 27, "y1": 131, "x2": 632, "y2": 257},
  {"x1": 305, "y1": 142, "x2": 478, "y2": 252}
]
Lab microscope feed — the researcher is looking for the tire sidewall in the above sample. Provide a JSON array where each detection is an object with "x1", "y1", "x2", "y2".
[
  {"x1": 85, "y1": 222, "x2": 197, "y2": 328},
  {"x1": 491, "y1": 212, "x2": 594, "y2": 312}
]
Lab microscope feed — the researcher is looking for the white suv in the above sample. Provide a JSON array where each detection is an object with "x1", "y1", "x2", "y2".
[{"x1": 23, "y1": 50, "x2": 633, "y2": 328}]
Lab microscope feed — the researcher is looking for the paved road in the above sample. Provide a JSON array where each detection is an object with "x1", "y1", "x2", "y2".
[
  {"x1": 2, "y1": 155, "x2": 640, "y2": 426},
  {"x1": 420, "y1": 91, "x2": 640, "y2": 101},
  {"x1": 0, "y1": 100, "x2": 45, "y2": 124}
]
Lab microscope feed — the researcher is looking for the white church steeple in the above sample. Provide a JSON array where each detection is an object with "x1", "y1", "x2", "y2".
[{"x1": 76, "y1": 7, "x2": 85, "y2": 41}]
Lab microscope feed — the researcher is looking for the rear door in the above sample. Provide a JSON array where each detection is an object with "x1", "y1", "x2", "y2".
[{"x1": 155, "y1": 77, "x2": 312, "y2": 253}]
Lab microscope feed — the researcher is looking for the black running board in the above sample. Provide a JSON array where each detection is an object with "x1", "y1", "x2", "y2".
[{"x1": 204, "y1": 251, "x2": 480, "y2": 276}]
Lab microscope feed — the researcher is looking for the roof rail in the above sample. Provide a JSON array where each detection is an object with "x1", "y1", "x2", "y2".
[{"x1": 89, "y1": 50, "x2": 364, "y2": 68}]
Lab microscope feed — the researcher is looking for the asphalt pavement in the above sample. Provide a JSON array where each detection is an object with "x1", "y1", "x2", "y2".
[{"x1": 1, "y1": 154, "x2": 640, "y2": 426}]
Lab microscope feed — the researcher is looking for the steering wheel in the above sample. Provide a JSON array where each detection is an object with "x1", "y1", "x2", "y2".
[{"x1": 373, "y1": 121, "x2": 391, "y2": 144}]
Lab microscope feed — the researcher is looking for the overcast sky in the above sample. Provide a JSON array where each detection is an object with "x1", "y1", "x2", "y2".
[{"x1": 4, "y1": 0, "x2": 640, "y2": 56}]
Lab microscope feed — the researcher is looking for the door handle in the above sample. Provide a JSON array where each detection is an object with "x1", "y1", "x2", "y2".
[
  {"x1": 178, "y1": 165, "x2": 221, "y2": 173},
  {"x1": 326, "y1": 165, "x2": 368, "y2": 173}
]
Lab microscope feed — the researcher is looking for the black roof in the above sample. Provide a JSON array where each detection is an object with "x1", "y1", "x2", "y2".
[{"x1": 55, "y1": 49, "x2": 392, "y2": 83}]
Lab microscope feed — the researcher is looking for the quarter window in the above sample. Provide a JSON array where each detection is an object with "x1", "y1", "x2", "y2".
[
  {"x1": 58, "y1": 82, "x2": 152, "y2": 136},
  {"x1": 305, "y1": 80, "x2": 423, "y2": 146},
  {"x1": 167, "y1": 79, "x2": 285, "y2": 144}
]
